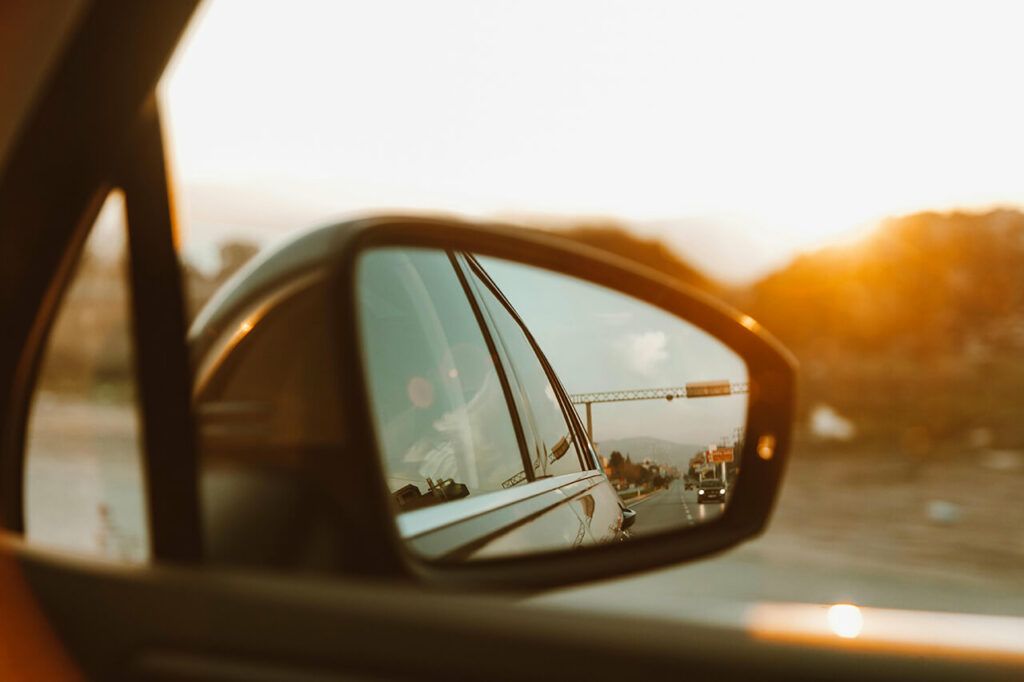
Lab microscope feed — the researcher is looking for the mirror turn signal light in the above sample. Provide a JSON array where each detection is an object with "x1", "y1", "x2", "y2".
[{"x1": 757, "y1": 434, "x2": 776, "y2": 461}]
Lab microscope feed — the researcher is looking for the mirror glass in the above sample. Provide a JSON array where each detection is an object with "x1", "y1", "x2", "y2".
[{"x1": 357, "y1": 247, "x2": 749, "y2": 561}]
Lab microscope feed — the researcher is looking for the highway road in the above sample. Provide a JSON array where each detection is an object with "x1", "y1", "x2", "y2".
[
  {"x1": 28, "y1": 401, "x2": 1024, "y2": 627},
  {"x1": 533, "y1": 531, "x2": 1024, "y2": 627},
  {"x1": 536, "y1": 456, "x2": 1024, "y2": 625},
  {"x1": 628, "y1": 479, "x2": 725, "y2": 536}
]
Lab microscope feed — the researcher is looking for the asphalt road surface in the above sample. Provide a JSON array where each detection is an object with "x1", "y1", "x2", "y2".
[
  {"x1": 628, "y1": 479, "x2": 725, "y2": 536},
  {"x1": 537, "y1": 454, "x2": 1024, "y2": 625}
]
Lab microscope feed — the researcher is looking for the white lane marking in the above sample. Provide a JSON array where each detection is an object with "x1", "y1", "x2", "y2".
[{"x1": 681, "y1": 486, "x2": 695, "y2": 526}]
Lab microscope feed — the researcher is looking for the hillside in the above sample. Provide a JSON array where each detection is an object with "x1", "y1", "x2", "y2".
[
  {"x1": 737, "y1": 209, "x2": 1024, "y2": 358},
  {"x1": 596, "y1": 436, "x2": 706, "y2": 471},
  {"x1": 563, "y1": 209, "x2": 1024, "y2": 452},
  {"x1": 736, "y1": 209, "x2": 1024, "y2": 451}
]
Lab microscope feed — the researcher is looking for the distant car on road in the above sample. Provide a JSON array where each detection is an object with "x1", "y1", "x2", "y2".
[
  {"x1": 684, "y1": 481, "x2": 694, "y2": 490},
  {"x1": 697, "y1": 479, "x2": 726, "y2": 504}
]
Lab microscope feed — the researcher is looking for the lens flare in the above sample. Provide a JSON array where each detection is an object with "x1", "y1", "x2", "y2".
[{"x1": 827, "y1": 604, "x2": 863, "y2": 639}]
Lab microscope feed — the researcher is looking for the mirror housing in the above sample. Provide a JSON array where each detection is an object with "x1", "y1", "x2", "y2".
[
  {"x1": 621, "y1": 507, "x2": 638, "y2": 531},
  {"x1": 190, "y1": 214, "x2": 795, "y2": 590},
  {"x1": 326, "y1": 215, "x2": 795, "y2": 590}
]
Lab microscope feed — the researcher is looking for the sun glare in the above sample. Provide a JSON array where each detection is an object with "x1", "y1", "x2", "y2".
[
  {"x1": 160, "y1": 0, "x2": 1024, "y2": 282},
  {"x1": 827, "y1": 604, "x2": 863, "y2": 639}
]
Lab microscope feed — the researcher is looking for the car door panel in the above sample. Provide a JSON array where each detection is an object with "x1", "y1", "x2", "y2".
[
  {"x1": 577, "y1": 476, "x2": 627, "y2": 545},
  {"x1": 11, "y1": 535, "x2": 1017, "y2": 682},
  {"x1": 402, "y1": 472, "x2": 620, "y2": 561}
]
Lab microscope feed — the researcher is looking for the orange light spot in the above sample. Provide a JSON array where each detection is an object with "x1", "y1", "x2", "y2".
[
  {"x1": 828, "y1": 604, "x2": 863, "y2": 639},
  {"x1": 757, "y1": 434, "x2": 776, "y2": 460}
]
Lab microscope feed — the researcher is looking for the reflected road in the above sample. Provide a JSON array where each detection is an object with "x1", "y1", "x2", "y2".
[{"x1": 629, "y1": 479, "x2": 724, "y2": 536}]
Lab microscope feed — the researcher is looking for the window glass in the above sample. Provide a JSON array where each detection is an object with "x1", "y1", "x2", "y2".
[
  {"x1": 24, "y1": 191, "x2": 149, "y2": 563},
  {"x1": 358, "y1": 248, "x2": 527, "y2": 511},
  {"x1": 464, "y1": 261, "x2": 584, "y2": 479}
]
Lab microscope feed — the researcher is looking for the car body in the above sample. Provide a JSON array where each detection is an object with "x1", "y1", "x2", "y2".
[{"x1": 697, "y1": 478, "x2": 726, "y2": 503}]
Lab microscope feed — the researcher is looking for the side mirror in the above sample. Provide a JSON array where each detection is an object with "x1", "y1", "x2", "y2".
[
  {"x1": 336, "y1": 216, "x2": 795, "y2": 589},
  {"x1": 192, "y1": 215, "x2": 795, "y2": 590},
  {"x1": 620, "y1": 507, "x2": 638, "y2": 531}
]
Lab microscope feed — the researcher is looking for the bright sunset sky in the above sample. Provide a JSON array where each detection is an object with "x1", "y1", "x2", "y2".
[
  {"x1": 160, "y1": 0, "x2": 1024, "y2": 282},
  {"x1": 481, "y1": 256, "x2": 748, "y2": 445}
]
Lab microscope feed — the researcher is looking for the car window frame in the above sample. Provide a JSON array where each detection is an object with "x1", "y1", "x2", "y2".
[
  {"x1": 456, "y1": 253, "x2": 593, "y2": 475},
  {"x1": 438, "y1": 249, "x2": 539, "y2": 487},
  {"x1": 0, "y1": 1, "x2": 202, "y2": 564}
]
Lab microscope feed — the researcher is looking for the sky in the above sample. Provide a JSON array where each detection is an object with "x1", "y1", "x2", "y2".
[
  {"x1": 160, "y1": 0, "x2": 1024, "y2": 282},
  {"x1": 479, "y1": 256, "x2": 748, "y2": 446}
]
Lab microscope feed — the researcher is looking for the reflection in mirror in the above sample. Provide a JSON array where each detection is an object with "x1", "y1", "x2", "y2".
[{"x1": 357, "y1": 248, "x2": 749, "y2": 562}]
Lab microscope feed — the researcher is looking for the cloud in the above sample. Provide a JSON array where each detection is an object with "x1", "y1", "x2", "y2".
[{"x1": 621, "y1": 331, "x2": 668, "y2": 375}]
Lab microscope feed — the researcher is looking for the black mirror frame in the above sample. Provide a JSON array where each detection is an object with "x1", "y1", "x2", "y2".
[{"x1": 325, "y1": 215, "x2": 796, "y2": 591}]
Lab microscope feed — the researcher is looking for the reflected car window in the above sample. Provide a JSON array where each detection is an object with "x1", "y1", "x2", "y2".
[
  {"x1": 462, "y1": 258, "x2": 585, "y2": 479},
  {"x1": 358, "y1": 248, "x2": 527, "y2": 510}
]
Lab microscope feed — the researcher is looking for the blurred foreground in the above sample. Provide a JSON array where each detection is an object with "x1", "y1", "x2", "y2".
[{"x1": 25, "y1": 395, "x2": 1024, "y2": 617}]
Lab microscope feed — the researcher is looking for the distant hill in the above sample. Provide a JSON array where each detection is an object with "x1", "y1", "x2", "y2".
[
  {"x1": 731, "y1": 208, "x2": 1024, "y2": 449},
  {"x1": 595, "y1": 436, "x2": 706, "y2": 471},
  {"x1": 736, "y1": 209, "x2": 1024, "y2": 358},
  {"x1": 564, "y1": 208, "x2": 1024, "y2": 450}
]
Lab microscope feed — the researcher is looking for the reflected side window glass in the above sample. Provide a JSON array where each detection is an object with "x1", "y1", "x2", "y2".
[
  {"x1": 462, "y1": 259, "x2": 585, "y2": 479},
  {"x1": 357, "y1": 248, "x2": 527, "y2": 512},
  {"x1": 24, "y1": 191, "x2": 149, "y2": 563}
]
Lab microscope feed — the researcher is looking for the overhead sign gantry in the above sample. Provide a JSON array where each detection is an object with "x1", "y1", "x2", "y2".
[{"x1": 568, "y1": 381, "x2": 749, "y2": 441}]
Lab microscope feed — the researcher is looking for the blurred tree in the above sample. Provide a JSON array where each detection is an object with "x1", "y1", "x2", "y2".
[
  {"x1": 733, "y1": 208, "x2": 1024, "y2": 450},
  {"x1": 180, "y1": 239, "x2": 261, "y2": 322},
  {"x1": 738, "y1": 209, "x2": 1024, "y2": 358},
  {"x1": 217, "y1": 240, "x2": 260, "y2": 283},
  {"x1": 608, "y1": 450, "x2": 625, "y2": 478}
]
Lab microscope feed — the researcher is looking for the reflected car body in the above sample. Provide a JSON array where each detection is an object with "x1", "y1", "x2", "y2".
[
  {"x1": 189, "y1": 226, "x2": 628, "y2": 565},
  {"x1": 697, "y1": 479, "x2": 726, "y2": 503}
]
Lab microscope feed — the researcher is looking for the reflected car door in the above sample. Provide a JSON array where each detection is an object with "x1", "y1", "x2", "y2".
[{"x1": 453, "y1": 253, "x2": 626, "y2": 553}]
